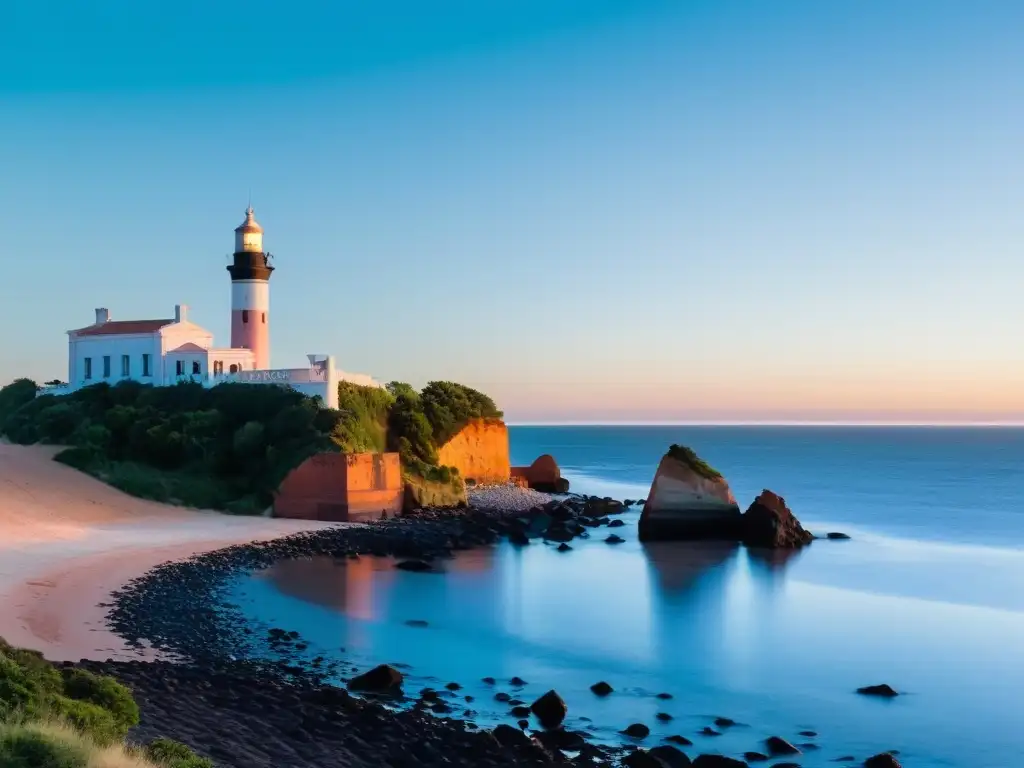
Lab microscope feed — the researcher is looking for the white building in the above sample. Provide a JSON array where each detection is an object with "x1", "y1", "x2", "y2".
[{"x1": 41, "y1": 207, "x2": 382, "y2": 408}]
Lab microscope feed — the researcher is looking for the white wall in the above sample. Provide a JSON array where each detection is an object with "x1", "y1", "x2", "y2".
[
  {"x1": 69, "y1": 333, "x2": 163, "y2": 387},
  {"x1": 230, "y1": 280, "x2": 270, "y2": 311}
]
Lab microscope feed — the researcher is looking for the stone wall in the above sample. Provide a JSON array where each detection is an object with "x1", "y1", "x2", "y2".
[
  {"x1": 274, "y1": 452, "x2": 403, "y2": 522},
  {"x1": 436, "y1": 418, "x2": 511, "y2": 484}
]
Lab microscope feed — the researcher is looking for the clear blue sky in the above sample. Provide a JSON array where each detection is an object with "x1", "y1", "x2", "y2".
[{"x1": 2, "y1": 1, "x2": 1023, "y2": 423}]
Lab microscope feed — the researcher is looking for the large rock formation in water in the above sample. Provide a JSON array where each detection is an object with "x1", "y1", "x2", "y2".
[
  {"x1": 638, "y1": 445, "x2": 742, "y2": 542},
  {"x1": 741, "y1": 489, "x2": 813, "y2": 548}
]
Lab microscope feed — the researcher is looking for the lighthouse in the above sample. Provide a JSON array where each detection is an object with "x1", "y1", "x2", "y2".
[{"x1": 227, "y1": 206, "x2": 273, "y2": 369}]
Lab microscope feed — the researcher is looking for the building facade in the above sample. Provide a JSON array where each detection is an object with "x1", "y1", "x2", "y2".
[{"x1": 42, "y1": 207, "x2": 380, "y2": 409}]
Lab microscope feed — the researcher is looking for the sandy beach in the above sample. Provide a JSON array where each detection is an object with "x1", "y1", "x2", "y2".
[{"x1": 0, "y1": 442, "x2": 335, "y2": 661}]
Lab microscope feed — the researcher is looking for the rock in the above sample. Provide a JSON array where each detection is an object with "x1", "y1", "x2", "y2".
[
  {"x1": 492, "y1": 723, "x2": 531, "y2": 747},
  {"x1": 826, "y1": 532, "x2": 851, "y2": 540},
  {"x1": 557, "y1": 542, "x2": 573, "y2": 552},
  {"x1": 742, "y1": 752, "x2": 768, "y2": 762},
  {"x1": 608, "y1": 519, "x2": 626, "y2": 528},
  {"x1": 638, "y1": 445, "x2": 742, "y2": 541},
  {"x1": 864, "y1": 753, "x2": 902, "y2": 767},
  {"x1": 529, "y1": 689, "x2": 568, "y2": 729},
  {"x1": 623, "y1": 723, "x2": 650, "y2": 738},
  {"x1": 764, "y1": 736, "x2": 800, "y2": 756},
  {"x1": 692, "y1": 756, "x2": 749, "y2": 768},
  {"x1": 656, "y1": 712, "x2": 673, "y2": 722},
  {"x1": 656, "y1": 692, "x2": 674, "y2": 700},
  {"x1": 482, "y1": 676, "x2": 496, "y2": 684},
  {"x1": 857, "y1": 683, "x2": 899, "y2": 697},
  {"x1": 445, "y1": 681, "x2": 461, "y2": 690},
  {"x1": 395, "y1": 559, "x2": 435, "y2": 572},
  {"x1": 797, "y1": 730, "x2": 816, "y2": 737},
  {"x1": 534, "y1": 728, "x2": 588, "y2": 752},
  {"x1": 544, "y1": 524, "x2": 576, "y2": 542},
  {"x1": 495, "y1": 692, "x2": 512, "y2": 702},
  {"x1": 664, "y1": 735, "x2": 693, "y2": 746},
  {"x1": 510, "y1": 705, "x2": 531, "y2": 717},
  {"x1": 605, "y1": 534, "x2": 625, "y2": 544},
  {"x1": 590, "y1": 681, "x2": 614, "y2": 696},
  {"x1": 648, "y1": 745, "x2": 692, "y2": 768},
  {"x1": 741, "y1": 490, "x2": 813, "y2": 548},
  {"x1": 510, "y1": 676, "x2": 528, "y2": 686},
  {"x1": 510, "y1": 455, "x2": 568, "y2": 493},
  {"x1": 699, "y1": 727, "x2": 720, "y2": 736},
  {"x1": 713, "y1": 717, "x2": 736, "y2": 728},
  {"x1": 346, "y1": 664, "x2": 403, "y2": 693},
  {"x1": 405, "y1": 619, "x2": 429, "y2": 627},
  {"x1": 624, "y1": 750, "x2": 673, "y2": 768}
]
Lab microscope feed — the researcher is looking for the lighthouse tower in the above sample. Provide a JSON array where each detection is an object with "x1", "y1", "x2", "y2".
[{"x1": 227, "y1": 206, "x2": 273, "y2": 369}]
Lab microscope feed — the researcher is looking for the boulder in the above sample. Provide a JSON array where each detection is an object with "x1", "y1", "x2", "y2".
[
  {"x1": 741, "y1": 490, "x2": 813, "y2": 548},
  {"x1": 347, "y1": 664, "x2": 403, "y2": 693},
  {"x1": 511, "y1": 454, "x2": 570, "y2": 493},
  {"x1": 864, "y1": 754, "x2": 902, "y2": 768},
  {"x1": 692, "y1": 756, "x2": 749, "y2": 768},
  {"x1": 857, "y1": 683, "x2": 899, "y2": 697},
  {"x1": 492, "y1": 723, "x2": 531, "y2": 748},
  {"x1": 764, "y1": 736, "x2": 800, "y2": 756},
  {"x1": 529, "y1": 689, "x2": 568, "y2": 729},
  {"x1": 639, "y1": 445, "x2": 741, "y2": 542},
  {"x1": 590, "y1": 681, "x2": 614, "y2": 696}
]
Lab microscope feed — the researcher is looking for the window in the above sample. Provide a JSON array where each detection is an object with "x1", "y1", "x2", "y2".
[
  {"x1": 242, "y1": 309, "x2": 249, "y2": 324},
  {"x1": 102, "y1": 356, "x2": 111, "y2": 378},
  {"x1": 121, "y1": 355, "x2": 130, "y2": 377},
  {"x1": 192, "y1": 361, "x2": 201, "y2": 375},
  {"x1": 84, "y1": 357, "x2": 93, "y2": 380},
  {"x1": 213, "y1": 361, "x2": 223, "y2": 376},
  {"x1": 262, "y1": 312, "x2": 266, "y2": 323},
  {"x1": 229, "y1": 364, "x2": 238, "y2": 374},
  {"x1": 175, "y1": 360, "x2": 184, "y2": 376},
  {"x1": 142, "y1": 354, "x2": 151, "y2": 377}
]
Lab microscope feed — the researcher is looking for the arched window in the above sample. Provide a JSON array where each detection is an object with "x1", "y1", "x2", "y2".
[{"x1": 229, "y1": 364, "x2": 239, "y2": 374}]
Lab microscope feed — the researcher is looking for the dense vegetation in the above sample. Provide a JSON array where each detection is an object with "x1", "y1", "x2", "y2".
[
  {"x1": 0, "y1": 638, "x2": 211, "y2": 768},
  {"x1": 667, "y1": 443, "x2": 722, "y2": 480},
  {"x1": 0, "y1": 377, "x2": 502, "y2": 512}
]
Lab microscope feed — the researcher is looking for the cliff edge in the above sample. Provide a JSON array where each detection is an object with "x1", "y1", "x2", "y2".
[{"x1": 436, "y1": 418, "x2": 510, "y2": 485}]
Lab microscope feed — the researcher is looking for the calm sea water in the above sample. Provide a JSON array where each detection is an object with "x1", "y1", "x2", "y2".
[{"x1": 230, "y1": 427, "x2": 1024, "y2": 768}]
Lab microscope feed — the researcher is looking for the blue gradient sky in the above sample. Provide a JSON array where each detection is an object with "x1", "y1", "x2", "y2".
[{"x1": 2, "y1": 1, "x2": 1023, "y2": 422}]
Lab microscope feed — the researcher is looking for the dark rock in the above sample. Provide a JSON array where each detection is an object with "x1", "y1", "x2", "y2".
[
  {"x1": 511, "y1": 705, "x2": 531, "y2": 717},
  {"x1": 741, "y1": 490, "x2": 813, "y2": 548},
  {"x1": 404, "y1": 619, "x2": 430, "y2": 628},
  {"x1": 764, "y1": 737, "x2": 800, "y2": 756},
  {"x1": 346, "y1": 664, "x2": 403, "y2": 693},
  {"x1": 664, "y1": 735, "x2": 693, "y2": 746},
  {"x1": 510, "y1": 676, "x2": 528, "y2": 686},
  {"x1": 495, "y1": 692, "x2": 512, "y2": 702},
  {"x1": 623, "y1": 723, "x2": 650, "y2": 739},
  {"x1": 608, "y1": 519, "x2": 626, "y2": 528},
  {"x1": 864, "y1": 753, "x2": 902, "y2": 767},
  {"x1": 797, "y1": 731, "x2": 816, "y2": 737},
  {"x1": 699, "y1": 727, "x2": 721, "y2": 736},
  {"x1": 605, "y1": 534, "x2": 625, "y2": 544},
  {"x1": 624, "y1": 746, "x2": 692, "y2": 768},
  {"x1": 655, "y1": 712, "x2": 673, "y2": 722},
  {"x1": 692, "y1": 756, "x2": 749, "y2": 768},
  {"x1": 742, "y1": 752, "x2": 768, "y2": 762},
  {"x1": 834, "y1": 757, "x2": 856, "y2": 763},
  {"x1": 482, "y1": 676, "x2": 496, "y2": 684},
  {"x1": 445, "y1": 682, "x2": 461, "y2": 690},
  {"x1": 590, "y1": 681, "x2": 614, "y2": 696},
  {"x1": 656, "y1": 692, "x2": 674, "y2": 700},
  {"x1": 492, "y1": 723, "x2": 531, "y2": 747},
  {"x1": 712, "y1": 717, "x2": 736, "y2": 728},
  {"x1": 826, "y1": 532, "x2": 851, "y2": 540},
  {"x1": 534, "y1": 728, "x2": 588, "y2": 751},
  {"x1": 856, "y1": 683, "x2": 899, "y2": 697},
  {"x1": 395, "y1": 559, "x2": 435, "y2": 572},
  {"x1": 517, "y1": 719, "x2": 529, "y2": 730},
  {"x1": 530, "y1": 689, "x2": 568, "y2": 729},
  {"x1": 557, "y1": 543, "x2": 573, "y2": 552}
]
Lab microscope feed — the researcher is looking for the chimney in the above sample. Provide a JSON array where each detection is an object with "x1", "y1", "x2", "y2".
[
  {"x1": 94, "y1": 308, "x2": 109, "y2": 325},
  {"x1": 175, "y1": 304, "x2": 188, "y2": 323}
]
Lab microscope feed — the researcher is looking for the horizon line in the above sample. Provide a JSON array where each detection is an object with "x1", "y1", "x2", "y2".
[{"x1": 505, "y1": 420, "x2": 1024, "y2": 428}]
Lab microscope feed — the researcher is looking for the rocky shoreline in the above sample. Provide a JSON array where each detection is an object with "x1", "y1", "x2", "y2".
[{"x1": 89, "y1": 499, "x2": 899, "y2": 768}]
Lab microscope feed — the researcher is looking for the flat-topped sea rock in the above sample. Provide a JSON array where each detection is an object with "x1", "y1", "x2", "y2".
[{"x1": 638, "y1": 445, "x2": 741, "y2": 542}]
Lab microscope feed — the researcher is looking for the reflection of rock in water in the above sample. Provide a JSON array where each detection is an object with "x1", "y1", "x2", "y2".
[
  {"x1": 266, "y1": 556, "x2": 382, "y2": 621},
  {"x1": 642, "y1": 541, "x2": 740, "y2": 595},
  {"x1": 643, "y1": 541, "x2": 741, "y2": 674},
  {"x1": 746, "y1": 545, "x2": 805, "y2": 575}
]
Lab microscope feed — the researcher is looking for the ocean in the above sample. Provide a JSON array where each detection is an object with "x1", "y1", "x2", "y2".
[{"x1": 229, "y1": 426, "x2": 1024, "y2": 768}]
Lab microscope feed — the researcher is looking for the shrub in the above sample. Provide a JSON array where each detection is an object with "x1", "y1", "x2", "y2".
[
  {"x1": 0, "y1": 379, "x2": 38, "y2": 427},
  {"x1": 50, "y1": 699, "x2": 122, "y2": 747},
  {"x1": 143, "y1": 738, "x2": 214, "y2": 768},
  {"x1": 0, "y1": 722, "x2": 89, "y2": 768},
  {"x1": 59, "y1": 669, "x2": 138, "y2": 735}
]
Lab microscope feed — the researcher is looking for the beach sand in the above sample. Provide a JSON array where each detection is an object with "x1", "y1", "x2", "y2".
[{"x1": 0, "y1": 442, "x2": 335, "y2": 662}]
